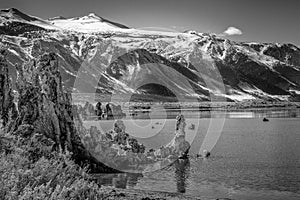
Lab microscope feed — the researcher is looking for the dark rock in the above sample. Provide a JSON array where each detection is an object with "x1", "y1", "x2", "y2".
[
  {"x1": 117, "y1": 192, "x2": 125, "y2": 197},
  {"x1": 0, "y1": 49, "x2": 17, "y2": 127},
  {"x1": 106, "y1": 103, "x2": 114, "y2": 120},
  {"x1": 263, "y1": 117, "x2": 269, "y2": 122},
  {"x1": 203, "y1": 150, "x2": 211, "y2": 158},
  {"x1": 95, "y1": 101, "x2": 103, "y2": 120}
]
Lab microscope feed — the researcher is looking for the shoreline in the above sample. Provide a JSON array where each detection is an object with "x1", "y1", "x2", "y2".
[
  {"x1": 72, "y1": 93, "x2": 300, "y2": 110},
  {"x1": 98, "y1": 184, "x2": 300, "y2": 200},
  {"x1": 99, "y1": 186, "x2": 205, "y2": 200}
]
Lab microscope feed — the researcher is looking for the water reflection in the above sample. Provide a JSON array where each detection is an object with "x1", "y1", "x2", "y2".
[
  {"x1": 95, "y1": 173, "x2": 143, "y2": 189},
  {"x1": 95, "y1": 158, "x2": 191, "y2": 193},
  {"x1": 92, "y1": 118, "x2": 300, "y2": 199},
  {"x1": 174, "y1": 159, "x2": 190, "y2": 193}
]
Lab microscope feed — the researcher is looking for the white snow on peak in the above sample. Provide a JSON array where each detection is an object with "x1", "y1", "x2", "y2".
[
  {"x1": 45, "y1": 12, "x2": 132, "y2": 33},
  {"x1": 87, "y1": 13, "x2": 102, "y2": 20},
  {"x1": 71, "y1": 13, "x2": 103, "y2": 22},
  {"x1": 49, "y1": 17, "x2": 119, "y2": 33}
]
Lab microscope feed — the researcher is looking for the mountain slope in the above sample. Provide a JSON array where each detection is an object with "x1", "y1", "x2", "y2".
[{"x1": 1, "y1": 8, "x2": 300, "y2": 102}]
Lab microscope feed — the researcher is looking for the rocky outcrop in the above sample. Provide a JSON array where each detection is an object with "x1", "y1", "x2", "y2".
[
  {"x1": 82, "y1": 114, "x2": 190, "y2": 172},
  {"x1": 262, "y1": 43, "x2": 300, "y2": 67},
  {"x1": 77, "y1": 102, "x2": 126, "y2": 121},
  {"x1": 167, "y1": 114, "x2": 190, "y2": 158},
  {"x1": 0, "y1": 50, "x2": 17, "y2": 127},
  {"x1": 6, "y1": 52, "x2": 118, "y2": 172},
  {"x1": 155, "y1": 114, "x2": 190, "y2": 159},
  {"x1": 83, "y1": 120, "x2": 147, "y2": 172}
]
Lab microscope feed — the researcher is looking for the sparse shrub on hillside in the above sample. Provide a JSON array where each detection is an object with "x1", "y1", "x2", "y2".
[{"x1": 0, "y1": 130, "x2": 105, "y2": 200}]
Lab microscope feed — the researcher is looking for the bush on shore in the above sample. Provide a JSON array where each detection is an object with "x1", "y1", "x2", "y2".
[{"x1": 0, "y1": 128, "x2": 105, "y2": 200}]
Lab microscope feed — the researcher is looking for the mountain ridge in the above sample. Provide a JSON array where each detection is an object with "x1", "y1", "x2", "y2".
[{"x1": 1, "y1": 8, "x2": 300, "y2": 102}]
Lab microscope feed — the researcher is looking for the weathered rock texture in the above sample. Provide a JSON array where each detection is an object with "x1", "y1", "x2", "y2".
[
  {"x1": 158, "y1": 114, "x2": 190, "y2": 159},
  {"x1": 82, "y1": 115, "x2": 190, "y2": 173},
  {"x1": 83, "y1": 120, "x2": 147, "y2": 172},
  {"x1": 5, "y1": 52, "x2": 118, "y2": 172},
  {"x1": 0, "y1": 50, "x2": 17, "y2": 127}
]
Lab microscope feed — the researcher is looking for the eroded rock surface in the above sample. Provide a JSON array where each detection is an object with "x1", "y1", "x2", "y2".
[
  {"x1": 82, "y1": 115, "x2": 190, "y2": 172},
  {"x1": 0, "y1": 50, "x2": 17, "y2": 127},
  {"x1": 4, "y1": 52, "x2": 118, "y2": 172}
]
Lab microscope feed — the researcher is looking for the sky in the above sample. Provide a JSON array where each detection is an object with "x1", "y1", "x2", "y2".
[{"x1": 2, "y1": 0, "x2": 300, "y2": 45}]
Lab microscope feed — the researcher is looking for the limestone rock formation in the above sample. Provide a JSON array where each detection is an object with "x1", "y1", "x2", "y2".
[
  {"x1": 82, "y1": 114, "x2": 190, "y2": 172},
  {"x1": 0, "y1": 50, "x2": 17, "y2": 127},
  {"x1": 77, "y1": 102, "x2": 126, "y2": 121},
  {"x1": 82, "y1": 119, "x2": 147, "y2": 171},
  {"x1": 162, "y1": 114, "x2": 190, "y2": 158},
  {"x1": 6, "y1": 52, "x2": 118, "y2": 172}
]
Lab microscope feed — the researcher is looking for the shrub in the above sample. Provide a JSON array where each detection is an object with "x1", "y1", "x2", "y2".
[{"x1": 0, "y1": 131, "x2": 105, "y2": 200}]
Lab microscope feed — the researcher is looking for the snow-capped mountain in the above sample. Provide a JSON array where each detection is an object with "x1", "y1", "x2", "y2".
[
  {"x1": 1, "y1": 8, "x2": 300, "y2": 102},
  {"x1": 48, "y1": 12, "x2": 130, "y2": 32}
]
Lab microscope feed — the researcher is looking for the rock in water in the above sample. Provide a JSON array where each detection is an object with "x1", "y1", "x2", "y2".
[
  {"x1": 6, "y1": 52, "x2": 118, "y2": 172},
  {"x1": 188, "y1": 123, "x2": 195, "y2": 130},
  {"x1": 203, "y1": 149, "x2": 211, "y2": 158},
  {"x1": 166, "y1": 114, "x2": 190, "y2": 158},
  {"x1": 263, "y1": 117, "x2": 269, "y2": 122}
]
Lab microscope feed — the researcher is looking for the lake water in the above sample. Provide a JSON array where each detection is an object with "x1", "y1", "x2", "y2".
[{"x1": 84, "y1": 110, "x2": 300, "y2": 200}]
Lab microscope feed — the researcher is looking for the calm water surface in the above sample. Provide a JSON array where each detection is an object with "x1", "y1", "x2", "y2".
[{"x1": 89, "y1": 111, "x2": 300, "y2": 200}]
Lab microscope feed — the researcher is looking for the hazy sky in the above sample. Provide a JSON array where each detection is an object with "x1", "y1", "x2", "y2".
[{"x1": 2, "y1": 0, "x2": 300, "y2": 45}]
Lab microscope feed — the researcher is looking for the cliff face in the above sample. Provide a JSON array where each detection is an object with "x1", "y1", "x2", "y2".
[
  {"x1": 0, "y1": 50, "x2": 17, "y2": 127},
  {"x1": 1, "y1": 51, "x2": 118, "y2": 172},
  {"x1": 10, "y1": 53, "x2": 73, "y2": 145}
]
